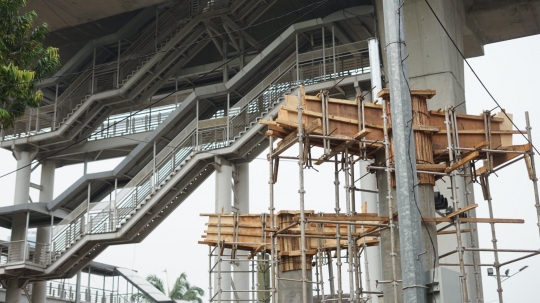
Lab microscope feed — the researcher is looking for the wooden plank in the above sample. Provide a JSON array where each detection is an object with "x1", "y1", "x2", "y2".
[
  {"x1": 259, "y1": 120, "x2": 278, "y2": 126},
  {"x1": 305, "y1": 95, "x2": 358, "y2": 106},
  {"x1": 280, "y1": 105, "x2": 359, "y2": 125},
  {"x1": 422, "y1": 217, "x2": 524, "y2": 224},
  {"x1": 272, "y1": 119, "x2": 322, "y2": 157},
  {"x1": 445, "y1": 151, "x2": 480, "y2": 173},
  {"x1": 247, "y1": 244, "x2": 266, "y2": 260},
  {"x1": 475, "y1": 143, "x2": 532, "y2": 175},
  {"x1": 265, "y1": 130, "x2": 287, "y2": 138},
  {"x1": 438, "y1": 229, "x2": 470, "y2": 235},
  {"x1": 444, "y1": 204, "x2": 478, "y2": 219},
  {"x1": 417, "y1": 164, "x2": 446, "y2": 172},
  {"x1": 377, "y1": 88, "x2": 436, "y2": 99},
  {"x1": 474, "y1": 141, "x2": 489, "y2": 150}
]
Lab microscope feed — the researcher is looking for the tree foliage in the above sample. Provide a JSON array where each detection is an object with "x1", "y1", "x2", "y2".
[
  {"x1": 0, "y1": 0, "x2": 60, "y2": 129},
  {"x1": 146, "y1": 273, "x2": 204, "y2": 303}
]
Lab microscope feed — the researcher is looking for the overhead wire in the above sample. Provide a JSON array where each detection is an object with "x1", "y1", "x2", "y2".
[
  {"x1": 0, "y1": 0, "x2": 334, "y2": 179},
  {"x1": 423, "y1": 0, "x2": 540, "y2": 156}
]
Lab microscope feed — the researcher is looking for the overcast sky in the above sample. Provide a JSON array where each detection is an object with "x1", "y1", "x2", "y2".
[{"x1": 0, "y1": 34, "x2": 539, "y2": 302}]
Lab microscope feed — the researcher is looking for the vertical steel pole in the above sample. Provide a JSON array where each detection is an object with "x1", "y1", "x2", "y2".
[
  {"x1": 344, "y1": 149, "x2": 355, "y2": 301},
  {"x1": 332, "y1": 26, "x2": 336, "y2": 76},
  {"x1": 382, "y1": 99, "x2": 398, "y2": 303},
  {"x1": 334, "y1": 157, "x2": 343, "y2": 302},
  {"x1": 175, "y1": 78, "x2": 179, "y2": 107},
  {"x1": 153, "y1": 141, "x2": 157, "y2": 188},
  {"x1": 92, "y1": 48, "x2": 96, "y2": 94},
  {"x1": 296, "y1": 34, "x2": 300, "y2": 85},
  {"x1": 226, "y1": 93, "x2": 230, "y2": 145},
  {"x1": 296, "y1": 89, "x2": 308, "y2": 303},
  {"x1": 444, "y1": 108, "x2": 469, "y2": 303},
  {"x1": 117, "y1": 41, "x2": 120, "y2": 88},
  {"x1": 155, "y1": 10, "x2": 158, "y2": 52},
  {"x1": 322, "y1": 27, "x2": 326, "y2": 79},
  {"x1": 269, "y1": 136, "x2": 278, "y2": 303},
  {"x1": 23, "y1": 211, "x2": 30, "y2": 261},
  {"x1": 381, "y1": 0, "x2": 426, "y2": 301},
  {"x1": 196, "y1": 100, "x2": 200, "y2": 151},
  {"x1": 86, "y1": 182, "x2": 91, "y2": 234},
  {"x1": 525, "y1": 112, "x2": 540, "y2": 239}
]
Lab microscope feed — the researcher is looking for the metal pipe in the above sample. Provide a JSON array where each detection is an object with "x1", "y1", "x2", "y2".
[
  {"x1": 327, "y1": 252, "x2": 335, "y2": 298},
  {"x1": 296, "y1": 89, "x2": 308, "y2": 303},
  {"x1": 91, "y1": 48, "x2": 95, "y2": 94},
  {"x1": 343, "y1": 149, "x2": 355, "y2": 301},
  {"x1": 306, "y1": 220, "x2": 388, "y2": 227},
  {"x1": 53, "y1": 84, "x2": 58, "y2": 129},
  {"x1": 332, "y1": 26, "x2": 336, "y2": 75},
  {"x1": 322, "y1": 27, "x2": 326, "y2": 79},
  {"x1": 226, "y1": 94, "x2": 230, "y2": 145},
  {"x1": 525, "y1": 112, "x2": 540, "y2": 239},
  {"x1": 296, "y1": 34, "x2": 300, "y2": 84},
  {"x1": 483, "y1": 175, "x2": 503, "y2": 303},
  {"x1": 334, "y1": 157, "x2": 343, "y2": 302},
  {"x1": 367, "y1": 38, "x2": 382, "y2": 103},
  {"x1": 268, "y1": 136, "x2": 278, "y2": 303},
  {"x1": 117, "y1": 41, "x2": 120, "y2": 88},
  {"x1": 381, "y1": 97, "x2": 398, "y2": 303},
  {"x1": 445, "y1": 108, "x2": 469, "y2": 303}
]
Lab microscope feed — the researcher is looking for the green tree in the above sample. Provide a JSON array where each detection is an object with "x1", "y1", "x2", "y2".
[
  {"x1": 147, "y1": 273, "x2": 204, "y2": 303},
  {"x1": 0, "y1": 0, "x2": 60, "y2": 129}
]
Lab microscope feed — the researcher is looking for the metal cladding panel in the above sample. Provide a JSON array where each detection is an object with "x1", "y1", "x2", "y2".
[{"x1": 116, "y1": 267, "x2": 175, "y2": 303}]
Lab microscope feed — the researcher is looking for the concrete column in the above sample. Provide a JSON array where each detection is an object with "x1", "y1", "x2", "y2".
[
  {"x1": 8, "y1": 149, "x2": 37, "y2": 303},
  {"x1": 33, "y1": 160, "x2": 56, "y2": 303},
  {"x1": 233, "y1": 163, "x2": 249, "y2": 300},
  {"x1": 375, "y1": 1, "x2": 482, "y2": 301},
  {"x1": 277, "y1": 269, "x2": 313, "y2": 303},
  {"x1": 359, "y1": 161, "x2": 381, "y2": 303},
  {"x1": 215, "y1": 157, "x2": 232, "y2": 300}
]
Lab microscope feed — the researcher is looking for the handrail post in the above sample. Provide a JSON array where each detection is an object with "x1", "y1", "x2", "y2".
[
  {"x1": 196, "y1": 100, "x2": 199, "y2": 151},
  {"x1": 322, "y1": 26, "x2": 326, "y2": 80},
  {"x1": 226, "y1": 93, "x2": 230, "y2": 145},
  {"x1": 22, "y1": 211, "x2": 30, "y2": 262},
  {"x1": 117, "y1": 41, "x2": 121, "y2": 88},
  {"x1": 92, "y1": 48, "x2": 96, "y2": 94},
  {"x1": 295, "y1": 33, "x2": 299, "y2": 85},
  {"x1": 153, "y1": 141, "x2": 157, "y2": 189}
]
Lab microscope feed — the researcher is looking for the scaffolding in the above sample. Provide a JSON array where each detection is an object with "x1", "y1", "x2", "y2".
[{"x1": 200, "y1": 85, "x2": 540, "y2": 303}]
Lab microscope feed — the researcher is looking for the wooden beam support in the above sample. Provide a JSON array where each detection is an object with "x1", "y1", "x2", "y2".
[
  {"x1": 445, "y1": 204, "x2": 478, "y2": 219},
  {"x1": 445, "y1": 150, "x2": 480, "y2": 173}
]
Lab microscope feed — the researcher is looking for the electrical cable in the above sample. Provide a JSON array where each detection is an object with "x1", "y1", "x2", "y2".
[
  {"x1": 423, "y1": 0, "x2": 540, "y2": 156},
  {"x1": 0, "y1": 0, "x2": 334, "y2": 179},
  {"x1": 0, "y1": 0, "x2": 330, "y2": 90}
]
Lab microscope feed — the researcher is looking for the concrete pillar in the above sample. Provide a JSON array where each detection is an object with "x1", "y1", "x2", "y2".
[
  {"x1": 277, "y1": 269, "x2": 313, "y2": 303},
  {"x1": 215, "y1": 157, "x2": 232, "y2": 300},
  {"x1": 359, "y1": 161, "x2": 381, "y2": 303},
  {"x1": 8, "y1": 149, "x2": 37, "y2": 303},
  {"x1": 33, "y1": 160, "x2": 56, "y2": 303},
  {"x1": 233, "y1": 163, "x2": 249, "y2": 300},
  {"x1": 375, "y1": 1, "x2": 482, "y2": 301}
]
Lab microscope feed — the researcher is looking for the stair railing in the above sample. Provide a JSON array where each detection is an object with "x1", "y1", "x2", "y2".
[{"x1": 46, "y1": 40, "x2": 370, "y2": 267}]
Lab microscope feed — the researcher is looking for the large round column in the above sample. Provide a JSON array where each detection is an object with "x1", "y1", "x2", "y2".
[
  {"x1": 7, "y1": 149, "x2": 36, "y2": 303},
  {"x1": 32, "y1": 160, "x2": 56, "y2": 303},
  {"x1": 360, "y1": 161, "x2": 381, "y2": 303},
  {"x1": 233, "y1": 163, "x2": 250, "y2": 301},
  {"x1": 215, "y1": 157, "x2": 232, "y2": 300}
]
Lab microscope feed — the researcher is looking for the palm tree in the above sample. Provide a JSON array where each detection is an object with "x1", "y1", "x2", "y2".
[{"x1": 146, "y1": 273, "x2": 204, "y2": 303}]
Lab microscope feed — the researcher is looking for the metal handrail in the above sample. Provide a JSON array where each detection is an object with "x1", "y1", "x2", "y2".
[{"x1": 46, "y1": 40, "x2": 371, "y2": 265}]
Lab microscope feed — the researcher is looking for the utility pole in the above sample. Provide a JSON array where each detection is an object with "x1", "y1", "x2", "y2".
[{"x1": 382, "y1": 0, "x2": 427, "y2": 302}]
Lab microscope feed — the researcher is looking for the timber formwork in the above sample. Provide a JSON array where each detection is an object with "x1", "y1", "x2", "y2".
[{"x1": 200, "y1": 86, "x2": 540, "y2": 303}]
